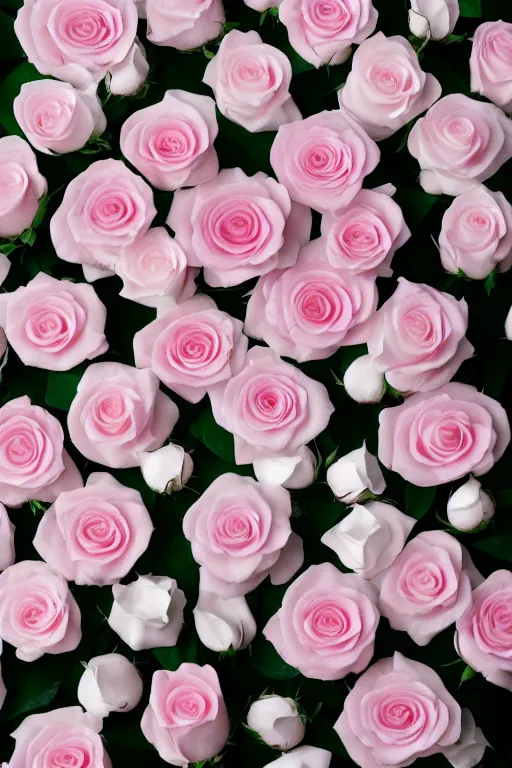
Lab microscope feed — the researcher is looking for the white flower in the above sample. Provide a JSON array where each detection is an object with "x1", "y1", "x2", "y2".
[
  {"x1": 264, "y1": 745, "x2": 332, "y2": 768},
  {"x1": 0, "y1": 504, "x2": 15, "y2": 571},
  {"x1": 253, "y1": 446, "x2": 316, "y2": 489},
  {"x1": 326, "y1": 442, "x2": 386, "y2": 504},
  {"x1": 139, "y1": 444, "x2": 193, "y2": 493},
  {"x1": 78, "y1": 653, "x2": 143, "y2": 718},
  {"x1": 505, "y1": 305, "x2": 512, "y2": 340},
  {"x1": 107, "y1": 38, "x2": 149, "y2": 96},
  {"x1": 0, "y1": 639, "x2": 5, "y2": 710},
  {"x1": 409, "y1": 0, "x2": 459, "y2": 41},
  {"x1": 343, "y1": 354, "x2": 385, "y2": 404},
  {"x1": 447, "y1": 477, "x2": 495, "y2": 532},
  {"x1": 247, "y1": 695, "x2": 305, "y2": 750},
  {"x1": 442, "y1": 709, "x2": 490, "y2": 768},
  {"x1": 194, "y1": 591, "x2": 256, "y2": 652}
]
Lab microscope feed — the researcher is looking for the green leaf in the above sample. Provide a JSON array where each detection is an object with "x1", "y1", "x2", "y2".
[
  {"x1": 153, "y1": 635, "x2": 198, "y2": 671},
  {"x1": 0, "y1": 9, "x2": 24, "y2": 59},
  {"x1": 0, "y1": 241, "x2": 21, "y2": 256},
  {"x1": 484, "y1": 269, "x2": 496, "y2": 296},
  {"x1": 324, "y1": 448, "x2": 338, "y2": 469},
  {"x1": 0, "y1": 61, "x2": 46, "y2": 135},
  {"x1": 19, "y1": 227, "x2": 36, "y2": 246},
  {"x1": 458, "y1": 0, "x2": 481, "y2": 17},
  {"x1": 45, "y1": 370, "x2": 83, "y2": 411},
  {"x1": 251, "y1": 637, "x2": 300, "y2": 680},
  {"x1": 405, "y1": 483, "x2": 436, "y2": 520},
  {"x1": 31, "y1": 195, "x2": 49, "y2": 230},
  {"x1": 79, "y1": 136, "x2": 112, "y2": 155},
  {"x1": 444, "y1": 33, "x2": 468, "y2": 44},
  {"x1": 0, "y1": 655, "x2": 65, "y2": 720},
  {"x1": 474, "y1": 535, "x2": 512, "y2": 561},
  {"x1": 190, "y1": 405, "x2": 235, "y2": 463},
  {"x1": 459, "y1": 665, "x2": 477, "y2": 686}
]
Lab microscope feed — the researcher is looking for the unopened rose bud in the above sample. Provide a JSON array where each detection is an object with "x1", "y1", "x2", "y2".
[
  {"x1": 447, "y1": 477, "x2": 495, "y2": 532},
  {"x1": 0, "y1": 503, "x2": 15, "y2": 571},
  {"x1": 140, "y1": 444, "x2": 193, "y2": 494},
  {"x1": 194, "y1": 591, "x2": 256, "y2": 652},
  {"x1": 78, "y1": 653, "x2": 143, "y2": 718},
  {"x1": 409, "y1": 0, "x2": 459, "y2": 41},
  {"x1": 343, "y1": 355, "x2": 385, "y2": 404},
  {"x1": 107, "y1": 39, "x2": 149, "y2": 96},
  {"x1": 253, "y1": 446, "x2": 316, "y2": 489},
  {"x1": 264, "y1": 745, "x2": 332, "y2": 768},
  {"x1": 442, "y1": 709, "x2": 489, "y2": 768},
  {"x1": 505, "y1": 305, "x2": 512, "y2": 340},
  {"x1": 247, "y1": 695, "x2": 305, "y2": 751},
  {"x1": 326, "y1": 442, "x2": 386, "y2": 504}
]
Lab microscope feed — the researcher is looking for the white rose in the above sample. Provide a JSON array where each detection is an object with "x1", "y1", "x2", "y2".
[
  {"x1": 442, "y1": 709, "x2": 490, "y2": 768},
  {"x1": 409, "y1": 0, "x2": 460, "y2": 40},
  {"x1": 505, "y1": 305, "x2": 512, "y2": 340},
  {"x1": 343, "y1": 354, "x2": 385, "y2": 404},
  {"x1": 0, "y1": 639, "x2": 5, "y2": 710},
  {"x1": 247, "y1": 695, "x2": 305, "y2": 750},
  {"x1": 0, "y1": 504, "x2": 15, "y2": 571},
  {"x1": 194, "y1": 591, "x2": 256, "y2": 652},
  {"x1": 264, "y1": 745, "x2": 332, "y2": 768},
  {"x1": 77, "y1": 653, "x2": 143, "y2": 718},
  {"x1": 326, "y1": 442, "x2": 386, "y2": 504},
  {"x1": 139, "y1": 444, "x2": 193, "y2": 493},
  {"x1": 107, "y1": 38, "x2": 149, "y2": 96},
  {"x1": 447, "y1": 476, "x2": 495, "y2": 532},
  {"x1": 253, "y1": 446, "x2": 316, "y2": 489}
]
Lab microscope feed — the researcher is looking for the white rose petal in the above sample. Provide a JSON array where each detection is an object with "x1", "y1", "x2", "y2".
[
  {"x1": 409, "y1": 0, "x2": 459, "y2": 40},
  {"x1": 140, "y1": 444, "x2": 193, "y2": 494},
  {"x1": 107, "y1": 38, "x2": 149, "y2": 96},
  {"x1": 253, "y1": 446, "x2": 316, "y2": 489},
  {"x1": 343, "y1": 354, "x2": 385, "y2": 404},
  {"x1": 264, "y1": 745, "x2": 332, "y2": 768},
  {"x1": 247, "y1": 695, "x2": 305, "y2": 750},
  {"x1": 78, "y1": 653, "x2": 143, "y2": 718},
  {"x1": 505, "y1": 306, "x2": 512, "y2": 340},
  {"x1": 194, "y1": 592, "x2": 256, "y2": 652},
  {"x1": 442, "y1": 709, "x2": 490, "y2": 768},
  {"x1": 447, "y1": 476, "x2": 495, "y2": 532},
  {"x1": 326, "y1": 442, "x2": 386, "y2": 504},
  {"x1": 0, "y1": 505, "x2": 15, "y2": 572}
]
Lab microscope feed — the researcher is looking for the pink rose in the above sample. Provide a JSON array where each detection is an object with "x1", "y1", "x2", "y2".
[
  {"x1": 439, "y1": 184, "x2": 512, "y2": 279},
  {"x1": 0, "y1": 396, "x2": 82, "y2": 509},
  {"x1": 339, "y1": 32, "x2": 441, "y2": 140},
  {"x1": 141, "y1": 664, "x2": 230, "y2": 765},
  {"x1": 0, "y1": 136, "x2": 47, "y2": 239},
  {"x1": 34, "y1": 472, "x2": 153, "y2": 586},
  {"x1": 183, "y1": 473, "x2": 302, "y2": 597},
  {"x1": 456, "y1": 569, "x2": 512, "y2": 691},
  {"x1": 0, "y1": 561, "x2": 81, "y2": 661},
  {"x1": 203, "y1": 29, "x2": 301, "y2": 133},
  {"x1": 279, "y1": 0, "x2": 378, "y2": 68},
  {"x1": 50, "y1": 159, "x2": 156, "y2": 279},
  {"x1": 133, "y1": 295, "x2": 248, "y2": 403},
  {"x1": 116, "y1": 227, "x2": 198, "y2": 308},
  {"x1": 67, "y1": 362, "x2": 179, "y2": 469},
  {"x1": 0, "y1": 273, "x2": 108, "y2": 371},
  {"x1": 378, "y1": 382, "x2": 510, "y2": 486},
  {"x1": 0, "y1": 503, "x2": 15, "y2": 571},
  {"x1": 366, "y1": 278, "x2": 474, "y2": 393},
  {"x1": 245, "y1": 238, "x2": 377, "y2": 363},
  {"x1": 264, "y1": 563, "x2": 379, "y2": 680},
  {"x1": 120, "y1": 90, "x2": 219, "y2": 191},
  {"x1": 270, "y1": 110, "x2": 380, "y2": 214},
  {"x1": 408, "y1": 93, "x2": 512, "y2": 195},
  {"x1": 145, "y1": 0, "x2": 225, "y2": 50},
  {"x1": 320, "y1": 185, "x2": 410, "y2": 276},
  {"x1": 334, "y1": 652, "x2": 461, "y2": 768},
  {"x1": 470, "y1": 21, "x2": 512, "y2": 114},
  {"x1": 14, "y1": 80, "x2": 106, "y2": 155},
  {"x1": 209, "y1": 346, "x2": 334, "y2": 464},
  {"x1": 168, "y1": 167, "x2": 311, "y2": 288},
  {"x1": 8, "y1": 707, "x2": 111, "y2": 768}
]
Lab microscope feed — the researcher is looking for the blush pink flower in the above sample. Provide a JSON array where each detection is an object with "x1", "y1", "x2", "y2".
[
  {"x1": 0, "y1": 136, "x2": 47, "y2": 239},
  {"x1": 470, "y1": 21, "x2": 512, "y2": 114},
  {"x1": 0, "y1": 273, "x2": 108, "y2": 371},
  {"x1": 378, "y1": 382, "x2": 510, "y2": 487},
  {"x1": 264, "y1": 563, "x2": 379, "y2": 680},
  {"x1": 145, "y1": 0, "x2": 225, "y2": 50},
  {"x1": 0, "y1": 503, "x2": 15, "y2": 572},
  {"x1": 133, "y1": 295, "x2": 248, "y2": 403},
  {"x1": 270, "y1": 110, "x2": 380, "y2": 214},
  {"x1": 168, "y1": 167, "x2": 311, "y2": 287},
  {"x1": 67, "y1": 362, "x2": 179, "y2": 469},
  {"x1": 209, "y1": 346, "x2": 334, "y2": 464},
  {"x1": 245, "y1": 238, "x2": 377, "y2": 362},
  {"x1": 244, "y1": 0, "x2": 282, "y2": 9},
  {"x1": 34, "y1": 472, "x2": 153, "y2": 586}
]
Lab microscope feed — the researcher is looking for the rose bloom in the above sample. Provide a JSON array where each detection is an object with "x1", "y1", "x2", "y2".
[
  {"x1": 334, "y1": 652, "x2": 461, "y2": 768},
  {"x1": 8, "y1": 707, "x2": 111, "y2": 768},
  {"x1": 264, "y1": 563, "x2": 379, "y2": 680},
  {"x1": 116, "y1": 227, "x2": 198, "y2": 308},
  {"x1": 270, "y1": 110, "x2": 380, "y2": 214},
  {"x1": 408, "y1": 93, "x2": 512, "y2": 196},
  {"x1": 168, "y1": 167, "x2": 311, "y2": 287},
  {"x1": 366, "y1": 278, "x2": 474, "y2": 393},
  {"x1": 245, "y1": 238, "x2": 377, "y2": 363},
  {"x1": 145, "y1": 0, "x2": 225, "y2": 50},
  {"x1": 0, "y1": 396, "x2": 82, "y2": 509},
  {"x1": 50, "y1": 159, "x2": 156, "y2": 279},
  {"x1": 339, "y1": 32, "x2": 442, "y2": 141},
  {"x1": 141, "y1": 664, "x2": 230, "y2": 765},
  {"x1": 120, "y1": 90, "x2": 219, "y2": 191},
  {"x1": 0, "y1": 273, "x2": 108, "y2": 371},
  {"x1": 456, "y1": 569, "x2": 512, "y2": 691},
  {"x1": 67, "y1": 362, "x2": 179, "y2": 469},
  {"x1": 0, "y1": 561, "x2": 81, "y2": 662},
  {"x1": 203, "y1": 29, "x2": 301, "y2": 133},
  {"x1": 134, "y1": 295, "x2": 248, "y2": 403},
  {"x1": 439, "y1": 184, "x2": 512, "y2": 279},
  {"x1": 34, "y1": 472, "x2": 153, "y2": 586},
  {"x1": 14, "y1": 80, "x2": 107, "y2": 155},
  {"x1": 209, "y1": 346, "x2": 334, "y2": 464},
  {"x1": 279, "y1": 0, "x2": 378, "y2": 68},
  {"x1": 470, "y1": 21, "x2": 512, "y2": 114},
  {"x1": 0, "y1": 135, "x2": 47, "y2": 239},
  {"x1": 378, "y1": 382, "x2": 510, "y2": 487}
]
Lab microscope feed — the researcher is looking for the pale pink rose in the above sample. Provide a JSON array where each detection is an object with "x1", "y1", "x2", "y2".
[
  {"x1": 50, "y1": 159, "x2": 156, "y2": 278},
  {"x1": 270, "y1": 110, "x2": 380, "y2": 214},
  {"x1": 409, "y1": 0, "x2": 459, "y2": 41},
  {"x1": 264, "y1": 563, "x2": 379, "y2": 680},
  {"x1": 0, "y1": 255, "x2": 10, "y2": 287},
  {"x1": 34, "y1": 472, "x2": 153, "y2": 586},
  {"x1": 470, "y1": 21, "x2": 512, "y2": 114},
  {"x1": 141, "y1": 664, "x2": 230, "y2": 765},
  {"x1": 367, "y1": 278, "x2": 474, "y2": 393},
  {"x1": 0, "y1": 561, "x2": 81, "y2": 662},
  {"x1": 279, "y1": 0, "x2": 378, "y2": 68},
  {"x1": 8, "y1": 707, "x2": 111, "y2": 768},
  {"x1": 120, "y1": 90, "x2": 219, "y2": 191},
  {"x1": 106, "y1": 36, "x2": 149, "y2": 96},
  {"x1": 0, "y1": 273, "x2": 108, "y2": 371},
  {"x1": 168, "y1": 167, "x2": 311, "y2": 287},
  {"x1": 439, "y1": 185, "x2": 512, "y2": 279},
  {"x1": 244, "y1": 0, "x2": 282, "y2": 9},
  {"x1": 116, "y1": 228, "x2": 198, "y2": 308},
  {"x1": 339, "y1": 32, "x2": 441, "y2": 141},
  {"x1": 0, "y1": 396, "x2": 82, "y2": 509},
  {"x1": 0, "y1": 504, "x2": 15, "y2": 571},
  {"x1": 134, "y1": 295, "x2": 248, "y2": 403},
  {"x1": 203, "y1": 29, "x2": 301, "y2": 133},
  {"x1": 408, "y1": 94, "x2": 512, "y2": 196},
  {"x1": 145, "y1": 0, "x2": 225, "y2": 50},
  {"x1": 334, "y1": 652, "x2": 461, "y2": 768},
  {"x1": 321, "y1": 185, "x2": 410, "y2": 277},
  {"x1": 378, "y1": 382, "x2": 510, "y2": 487},
  {"x1": 209, "y1": 346, "x2": 334, "y2": 464},
  {"x1": 0, "y1": 136, "x2": 47, "y2": 239},
  {"x1": 67, "y1": 362, "x2": 179, "y2": 469},
  {"x1": 14, "y1": 80, "x2": 106, "y2": 155},
  {"x1": 456, "y1": 569, "x2": 512, "y2": 691},
  {"x1": 245, "y1": 238, "x2": 377, "y2": 363}
]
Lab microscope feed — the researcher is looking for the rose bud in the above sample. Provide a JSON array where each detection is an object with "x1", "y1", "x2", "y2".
[
  {"x1": 78, "y1": 653, "x2": 143, "y2": 718},
  {"x1": 0, "y1": 503, "x2": 15, "y2": 572},
  {"x1": 442, "y1": 709, "x2": 489, "y2": 768},
  {"x1": 343, "y1": 354, "x2": 385, "y2": 404},
  {"x1": 193, "y1": 591, "x2": 256, "y2": 652},
  {"x1": 253, "y1": 446, "x2": 316, "y2": 489},
  {"x1": 247, "y1": 695, "x2": 305, "y2": 751},
  {"x1": 0, "y1": 638, "x2": 5, "y2": 710},
  {"x1": 326, "y1": 443, "x2": 386, "y2": 505},
  {"x1": 139, "y1": 444, "x2": 193, "y2": 494},
  {"x1": 409, "y1": 0, "x2": 459, "y2": 40},
  {"x1": 264, "y1": 746, "x2": 332, "y2": 768},
  {"x1": 506, "y1": 306, "x2": 512, "y2": 340},
  {"x1": 447, "y1": 476, "x2": 495, "y2": 532},
  {"x1": 106, "y1": 38, "x2": 149, "y2": 96}
]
